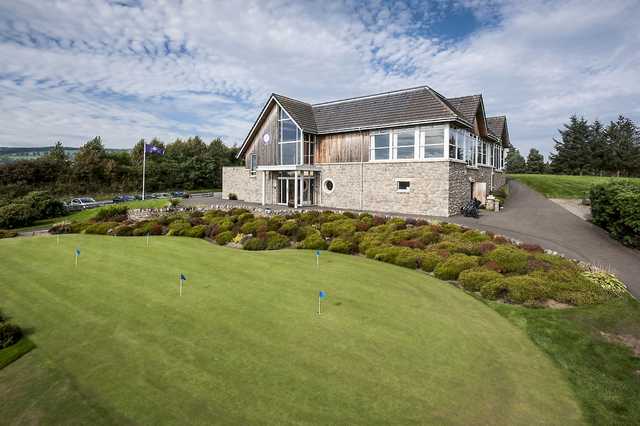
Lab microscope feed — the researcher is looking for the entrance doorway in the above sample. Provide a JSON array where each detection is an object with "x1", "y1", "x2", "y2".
[{"x1": 276, "y1": 172, "x2": 315, "y2": 206}]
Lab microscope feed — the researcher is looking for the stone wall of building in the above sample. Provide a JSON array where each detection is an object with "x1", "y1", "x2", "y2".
[
  {"x1": 222, "y1": 167, "x2": 266, "y2": 203},
  {"x1": 448, "y1": 163, "x2": 507, "y2": 215},
  {"x1": 317, "y1": 161, "x2": 450, "y2": 216}
]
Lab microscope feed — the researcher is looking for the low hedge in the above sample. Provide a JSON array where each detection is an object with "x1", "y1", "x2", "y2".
[
  {"x1": 0, "y1": 322, "x2": 22, "y2": 350},
  {"x1": 459, "y1": 268, "x2": 503, "y2": 292},
  {"x1": 0, "y1": 229, "x2": 18, "y2": 239},
  {"x1": 434, "y1": 254, "x2": 479, "y2": 280},
  {"x1": 84, "y1": 221, "x2": 120, "y2": 235},
  {"x1": 591, "y1": 180, "x2": 640, "y2": 248},
  {"x1": 215, "y1": 231, "x2": 235, "y2": 246}
]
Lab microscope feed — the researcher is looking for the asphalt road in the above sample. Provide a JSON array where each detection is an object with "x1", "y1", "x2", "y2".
[{"x1": 454, "y1": 180, "x2": 640, "y2": 297}]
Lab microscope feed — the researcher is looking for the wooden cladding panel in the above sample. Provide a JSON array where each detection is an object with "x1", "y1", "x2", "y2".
[
  {"x1": 316, "y1": 131, "x2": 369, "y2": 164},
  {"x1": 245, "y1": 104, "x2": 279, "y2": 168}
]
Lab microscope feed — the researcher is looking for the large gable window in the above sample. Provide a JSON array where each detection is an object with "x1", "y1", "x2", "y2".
[
  {"x1": 278, "y1": 108, "x2": 301, "y2": 165},
  {"x1": 370, "y1": 132, "x2": 390, "y2": 160},
  {"x1": 449, "y1": 128, "x2": 465, "y2": 161}
]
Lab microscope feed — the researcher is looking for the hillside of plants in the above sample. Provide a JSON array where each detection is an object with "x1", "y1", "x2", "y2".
[{"x1": 48, "y1": 205, "x2": 628, "y2": 307}]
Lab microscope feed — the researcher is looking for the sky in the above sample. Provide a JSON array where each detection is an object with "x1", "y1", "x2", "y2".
[{"x1": 0, "y1": 0, "x2": 639, "y2": 158}]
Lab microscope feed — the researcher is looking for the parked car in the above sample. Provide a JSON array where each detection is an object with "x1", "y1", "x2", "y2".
[
  {"x1": 67, "y1": 197, "x2": 99, "y2": 211},
  {"x1": 171, "y1": 191, "x2": 189, "y2": 198},
  {"x1": 153, "y1": 192, "x2": 172, "y2": 199},
  {"x1": 113, "y1": 195, "x2": 136, "y2": 203}
]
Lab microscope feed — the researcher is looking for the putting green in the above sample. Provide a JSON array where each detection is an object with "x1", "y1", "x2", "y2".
[{"x1": 0, "y1": 235, "x2": 582, "y2": 424}]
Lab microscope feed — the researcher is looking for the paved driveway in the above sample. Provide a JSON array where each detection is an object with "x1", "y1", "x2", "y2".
[{"x1": 453, "y1": 180, "x2": 640, "y2": 297}]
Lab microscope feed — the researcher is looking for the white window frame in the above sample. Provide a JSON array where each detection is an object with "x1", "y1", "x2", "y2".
[
  {"x1": 278, "y1": 107, "x2": 302, "y2": 166},
  {"x1": 370, "y1": 131, "x2": 392, "y2": 161},
  {"x1": 249, "y1": 153, "x2": 257, "y2": 176},
  {"x1": 396, "y1": 179, "x2": 411, "y2": 193},
  {"x1": 393, "y1": 128, "x2": 418, "y2": 160},
  {"x1": 322, "y1": 178, "x2": 335, "y2": 194},
  {"x1": 421, "y1": 125, "x2": 446, "y2": 160}
]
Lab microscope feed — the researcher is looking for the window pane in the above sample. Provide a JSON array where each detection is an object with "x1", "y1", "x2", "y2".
[
  {"x1": 374, "y1": 134, "x2": 389, "y2": 149},
  {"x1": 374, "y1": 148, "x2": 389, "y2": 160},
  {"x1": 396, "y1": 146, "x2": 414, "y2": 159},
  {"x1": 397, "y1": 181, "x2": 410, "y2": 191},
  {"x1": 281, "y1": 142, "x2": 297, "y2": 165},
  {"x1": 425, "y1": 145, "x2": 444, "y2": 158},
  {"x1": 281, "y1": 119, "x2": 298, "y2": 142},
  {"x1": 424, "y1": 126, "x2": 444, "y2": 145}
]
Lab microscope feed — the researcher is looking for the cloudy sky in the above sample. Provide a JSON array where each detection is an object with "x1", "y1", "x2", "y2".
[{"x1": 1, "y1": 0, "x2": 639, "y2": 158}]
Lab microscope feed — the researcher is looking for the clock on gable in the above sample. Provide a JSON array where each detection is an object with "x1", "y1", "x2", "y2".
[{"x1": 262, "y1": 133, "x2": 271, "y2": 144}]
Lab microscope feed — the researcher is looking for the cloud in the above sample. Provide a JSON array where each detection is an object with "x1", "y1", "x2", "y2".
[{"x1": 0, "y1": 0, "x2": 638, "y2": 158}]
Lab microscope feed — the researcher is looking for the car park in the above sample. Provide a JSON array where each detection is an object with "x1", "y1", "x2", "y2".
[
  {"x1": 171, "y1": 191, "x2": 189, "y2": 198},
  {"x1": 113, "y1": 195, "x2": 136, "y2": 203}
]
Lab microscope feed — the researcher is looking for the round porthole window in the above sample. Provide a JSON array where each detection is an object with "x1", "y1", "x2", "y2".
[{"x1": 323, "y1": 179, "x2": 335, "y2": 194}]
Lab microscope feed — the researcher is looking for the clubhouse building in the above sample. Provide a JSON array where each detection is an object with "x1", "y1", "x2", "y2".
[{"x1": 223, "y1": 85, "x2": 510, "y2": 217}]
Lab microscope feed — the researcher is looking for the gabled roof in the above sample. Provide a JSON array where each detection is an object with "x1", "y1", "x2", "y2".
[
  {"x1": 272, "y1": 94, "x2": 317, "y2": 133},
  {"x1": 486, "y1": 116, "x2": 510, "y2": 147},
  {"x1": 238, "y1": 85, "x2": 506, "y2": 158}
]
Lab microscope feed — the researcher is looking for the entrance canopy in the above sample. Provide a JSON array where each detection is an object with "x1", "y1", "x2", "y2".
[{"x1": 257, "y1": 164, "x2": 321, "y2": 172}]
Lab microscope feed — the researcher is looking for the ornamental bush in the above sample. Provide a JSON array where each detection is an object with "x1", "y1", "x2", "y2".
[
  {"x1": 84, "y1": 221, "x2": 119, "y2": 235},
  {"x1": 113, "y1": 225, "x2": 133, "y2": 237},
  {"x1": 279, "y1": 219, "x2": 299, "y2": 236},
  {"x1": 328, "y1": 237, "x2": 353, "y2": 254},
  {"x1": 458, "y1": 268, "x2": 503, "y2": 292},
  {"x1": 591, "y1": 180, "x2": 640, "y2": 248},
  {"x1": 483, "y1": 245, "x2": 529, "y2": 274},
  {"x1": 493, "y1": 275, "x2": 549, "y2": 304},
  {"x1": 0, "y1": 203, "x2": 35, "y2": 229},
  {"x1": 94, "y1": 205, "x2": 128, "y2": 222},
  {"x1": 300, "y1": 231, "x2": 327, "y2": 250},
  {"x1": 215, "y1": 230, "x2": 235, "y2": 245},
  {"x1": 186, "y1": 225, "x2": 207, "y2": 238},
  {"x1": 419, "y1": 251, "x2": 442, "y2": 272},
  {"x1": 320, "y1": 219, "x2": 356, "y2": 238},
  {"x1": 434, "y1": 254, "x2": 479, "y2": 280},
  {"x1": 391, "y1": 247, "x2": 421, "y2": 269},
  {"x1": 0, "y1": 229, "x2": 18, "y2": 239},
  {"x1": 243, "y1": 237, "x2": 268, "y2": 250},
  {"x1": 266, "y1": 231, "x2": 290, "y2": 250},
  {"x1": 167, "y1": 220, "x2": 191, "y2": 236},
  {"x1": 0, "y1": 322, "x2": 23, "y2": 349}
]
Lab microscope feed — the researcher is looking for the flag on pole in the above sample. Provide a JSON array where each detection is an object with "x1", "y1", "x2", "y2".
[
  {"x1": 315, "y1": 249, "x2": 320, "y2": 266},
  {"x1": 144, "y1": 144, "x2": 165, "y2": 155},
  {"x1": 179, "y1": 273, "x2": 187, "y2": 296},
  {"x1": 75, "y1": 248, "x2": 80, "y2": 267},
  {"x1": 318, "y1": 290, "x2": 326, "y2": 315},
  {"x1": 142, "y1": 143, "x2": 164, "y2": 200}
]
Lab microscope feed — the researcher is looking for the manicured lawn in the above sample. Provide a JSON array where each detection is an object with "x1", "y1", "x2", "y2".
[
  {"x1": 0, "y1": 235, "x2": 582, "y2": 425},
  {"x1": 509, "y1": 174, "x2": 640, "y2": 198},
  {"x1": 14, "y1": 199, "x2": 169, "y2": 232}
]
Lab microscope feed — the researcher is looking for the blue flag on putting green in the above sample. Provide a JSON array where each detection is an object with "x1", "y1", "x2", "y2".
[
  {"x1": 316, "y1": 250, "x2": 320, "y2": 256},
  {"x1": 75, "y1": 248, "x2": 80, "y2": 256},
  {"x1": 319, "y1": 290, "x2": 326, "y2": 299},
  {"x1": 180, "y1": 273, "x2": 187, "y2": 281}
]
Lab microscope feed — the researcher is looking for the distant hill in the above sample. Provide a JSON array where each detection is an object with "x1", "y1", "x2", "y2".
[{"x1": 0, "y1": 146, "x2": 130, "y2": 163}]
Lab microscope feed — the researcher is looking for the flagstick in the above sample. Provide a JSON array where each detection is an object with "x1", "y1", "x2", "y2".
[
  {"x1": 318, "y1": 296, "x2": 321, "y2": 315},
  {"x1": 141, "y1": 142, "x2": 146, "y2": 200},
  {"x1": 75, "y1": 253, "x2": 78, "y2": 268},
  {"x1": 179, "y1": 277, "x2": 183, "y2": 296},
  {"x1": 57, "y1": 234, "x2": 59, "y2": 246},
  {"x1": 146, "y1": 233, "x2": 149, "y2": 247}
]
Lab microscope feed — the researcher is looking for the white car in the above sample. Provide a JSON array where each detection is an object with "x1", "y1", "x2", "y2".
[{"x1": 68, "y1": 197, "x2": 98, "y2": 209}]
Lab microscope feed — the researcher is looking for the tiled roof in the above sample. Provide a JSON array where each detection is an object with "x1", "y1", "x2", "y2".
[
  {"x1": 486, "y1": 116, "x2": 506, "y2": 139},
  {"x1": 446, "y1": 95, "x2": 482, "y2": 125},
  {"x1": 272, "y1": 94, "x2": 317, "y2": 133}
]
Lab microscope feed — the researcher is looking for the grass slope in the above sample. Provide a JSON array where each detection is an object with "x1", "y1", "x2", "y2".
[
  {"x1": 0, "y1": 235, "x2": 581, "y2": 425},
  {"x1": 509, "y1": 174, "x2": 640, "y2": 198}
]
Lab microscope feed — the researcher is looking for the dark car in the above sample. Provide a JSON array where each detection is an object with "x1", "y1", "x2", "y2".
[
  {"x1": 113, "y1": 195, "x2": 136, "y2": 203},
  {"x1": 171, "y1": 191, "x2": 189, "y2": 198}
]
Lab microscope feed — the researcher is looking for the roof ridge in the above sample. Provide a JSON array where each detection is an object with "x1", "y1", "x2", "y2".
[
  {"x1": 311, "y1": 85, "x2": 431, "y2": 107},
  {"x1": 272, "y1": 93, "x2": 312, "y2": 106},
  {"x1": 426, "y1": 87, "x2": 469, "y2": 123}
]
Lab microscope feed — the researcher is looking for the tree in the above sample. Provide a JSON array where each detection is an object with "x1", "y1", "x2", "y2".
[
  {"x1": 505, "y1": 149, "x2": 527, "y2": 173},
  {"x1": 46, "y1": 141, "x2": 67, "y2": 162},
  {"x1": 550, "y1": 115, "x2": 591, "y2": 175},
  {"x1": 588, "y1": 120, "x2": 609, "y2": 176},
  {"x1": 526, "y1": 148, "x2": 545, "y2": 174},
  {"x1": 606, "y1": 115, "x2": 640, "y2": 177}
]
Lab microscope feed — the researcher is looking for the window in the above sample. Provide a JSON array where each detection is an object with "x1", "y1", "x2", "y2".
[
  {"x1": 422, "y1": 125, "x2": 445, "y2": 158},
  {"x1": 303, "y1": 133, "x2": 315, "y2": 165},
  {"x1": 394, "y1": 130, "x2": 415, "y2": 159},
  {"x1": 465, "y1": 133, "x2": 477, "y2": 166},
  {"x1": 396, "y1": 180, "x2": 411, "y2": 193},
  {"x1": 323, "y1": 178, "x2": 334, "y2": 193},
  {"x1": 449, "y1": 128, "x2": 465, "y2": 161},
  {"x1": 250, "y1": 153, "x2": 257, "y2": 176},
  {"x1": 371, "y1": 133, "x2": 390, "y2": 160},
  {"x1": 278, "y1": 108, "x2": 301, "y2": 165}
]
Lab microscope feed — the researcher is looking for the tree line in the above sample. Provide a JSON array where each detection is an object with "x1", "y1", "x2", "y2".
[
  {"x1": 0, "y1": 136, "x2": 241, "y2": 204},
  {"x1": 506, "y1": 115, "x2": 640, "y2": 176}
]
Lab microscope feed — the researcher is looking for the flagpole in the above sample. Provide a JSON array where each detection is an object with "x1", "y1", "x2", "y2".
[
  {"x1": 142, "y1": 142, "x2": 146, "y2": 200},
  {"x1": 180, "y1": 277, "x2": 183, "y2": 296}
]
